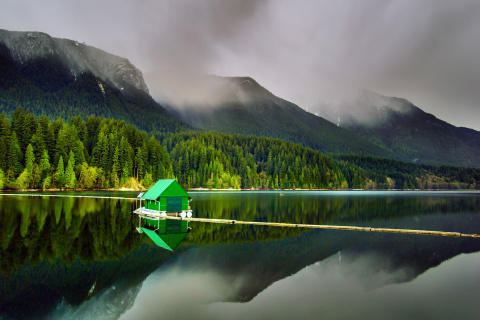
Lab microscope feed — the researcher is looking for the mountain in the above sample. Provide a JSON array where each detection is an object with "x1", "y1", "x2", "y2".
[
  {"x1": 0, "y1": 29, "x2": 189, "y2": 132},
  {"x1": 148, "y1": 73, "x2": 389, "y2": 156},
  {"x1": 310, "y1": 90, "x2": 480, "y2": 167},
  {"x1": 3, "y1": 29, "x2": 479, "y2": 167}
]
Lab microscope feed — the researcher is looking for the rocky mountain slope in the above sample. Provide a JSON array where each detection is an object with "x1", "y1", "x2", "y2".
[
  {"x1": 310, "y1": 90, "x2": 480, "y2": 167},
  {"x1": 0, "y1": 29, "x2": 189, "y2": 132},
  {"x1": 0, "y1": 29, "x2": 147, "y2": 95}
]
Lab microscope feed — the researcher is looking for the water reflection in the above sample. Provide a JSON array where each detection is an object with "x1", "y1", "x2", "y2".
[
  {"x1": 203, "y1": 251, "x2": 480, "y2": 320},
  {"x1": 0, "y1": 196, "x2": 142, "y2": 275},
  {"x1": 121, "y1": 251, "x2": 415, "y2": 320},
  {"x1": 1, "y1": 191, "x2": 480, "y2": 319},
  {"x1": 190, "y1": 191, "x2": 480, "y2": 225}
]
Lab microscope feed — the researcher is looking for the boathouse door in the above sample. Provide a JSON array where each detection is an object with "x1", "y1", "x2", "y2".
[{"x1": 166, "y1": 197, "x2": 182, "y2": 212}]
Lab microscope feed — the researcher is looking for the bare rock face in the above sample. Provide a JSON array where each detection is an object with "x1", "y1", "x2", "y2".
[{"x1": 0, "y1": 29, "x2": 149, "y2": 94}]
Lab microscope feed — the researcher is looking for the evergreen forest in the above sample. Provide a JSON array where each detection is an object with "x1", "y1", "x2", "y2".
[{"x1": 0, "y1": 107, "x2": 479, "y2": 191}]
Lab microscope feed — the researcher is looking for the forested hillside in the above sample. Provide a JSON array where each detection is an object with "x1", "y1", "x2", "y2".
[
  {"x1": 0, "y1": 107, "x2": 347, "y2": 190},
  {"x1": 0, "y1": 107, "x2": 479, "y2": 191},
  {"x1": 158, "y1": 132, "x2": 347, "y2": 189},
  {"x1": 0, "y1": 108, "x2": 174, "y2": 189},
  {"x1": 0, "y1": 39, "x2": 190, "y2": 133}
]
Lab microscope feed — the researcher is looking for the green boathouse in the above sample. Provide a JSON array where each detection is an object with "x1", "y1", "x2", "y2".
[
  {"x1": 135, "y1": 179, "x2": 193, "y2": 251},
  {"x1": 141, "y1": 179, "x2": 191, "y2": 214}
]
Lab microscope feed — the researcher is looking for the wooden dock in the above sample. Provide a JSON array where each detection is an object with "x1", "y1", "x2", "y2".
[{"x1": 157, "y1": 216, "x2": 480, "y2": 239}]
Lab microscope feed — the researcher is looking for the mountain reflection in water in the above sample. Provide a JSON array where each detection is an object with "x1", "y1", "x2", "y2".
[
  {"x1": 204, "y1": 251, "x2": 480, "y2": 320},
  {"x1": 0, "y1": 191, "x2": 480, "y2": 319}
]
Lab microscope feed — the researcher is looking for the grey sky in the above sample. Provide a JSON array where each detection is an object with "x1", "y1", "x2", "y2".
[{"x1": 1, "y1": 0, "x2": 480, "y2": 130}]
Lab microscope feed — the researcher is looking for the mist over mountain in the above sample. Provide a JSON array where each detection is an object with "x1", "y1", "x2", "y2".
[
  {"x1": 309, "y1": 90, "x2": 480, "y2": 167},
  {"x1": 2, "y1": 28, "x2": 480, "y2": 167},
  {"x1": 147, "y1": 71, "x2": 480, "y2": 167},
  {"x1": 146, "y1": 72, "x2": 389, "y2": 157},
  {"x1": 0, "y1": 29, "x2": 189, "y2": 132}
]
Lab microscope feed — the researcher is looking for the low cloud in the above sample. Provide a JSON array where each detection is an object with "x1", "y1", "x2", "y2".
[
  {"x1": 1, "y1": 0, "x2": 480, "y2": 129},
  {"x1": 139, "y1": 0, "x2": 480, "y2": 130}
]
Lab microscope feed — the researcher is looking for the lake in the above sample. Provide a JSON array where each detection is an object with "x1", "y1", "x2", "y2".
[{"x1": 1, "y1": 191, "x2": 480, "y2": 319}]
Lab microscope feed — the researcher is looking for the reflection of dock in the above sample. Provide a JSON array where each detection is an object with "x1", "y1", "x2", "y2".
[
  {"x1": 134, "y1": 208, "x2": 191, "y2": 251},
  {"x1": 134, "y1": 207, "x2": 193, "y2": 218},
  {"x1": 133, "y1": 180, "x2": 193, "y2": 251},
  {"x1": 156, "y1": 215, "x2": 480, "y2": 239}
]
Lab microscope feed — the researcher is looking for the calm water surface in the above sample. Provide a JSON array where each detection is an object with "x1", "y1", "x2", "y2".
[{"x1": 1, "y1": 191, "x2": 480, "y2": 319}]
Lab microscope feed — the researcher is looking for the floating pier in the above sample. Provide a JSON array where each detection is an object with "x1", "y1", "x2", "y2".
[
  {"x1": 157, "y1": 216, "x2": 480, "y2": 239},
  {"x1": 2, "y1": 192, "x2": 478, "y2": 239}
]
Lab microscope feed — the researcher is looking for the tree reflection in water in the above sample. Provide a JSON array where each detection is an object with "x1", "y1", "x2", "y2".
[{"x1": 0, "y1": 191, "x2": 480, "y2": 319}]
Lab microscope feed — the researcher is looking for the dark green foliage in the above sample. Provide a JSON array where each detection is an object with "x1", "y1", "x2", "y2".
[
  {"x1": 0, "y1": 107, "x2": 478, "y2": 190},
  {"x1": 335, "y1": 155, "x2": 480, "y2": 190},
  {"x1": 18, "y1": 56, "x2": 75, "y2": 92},
  {"x1": 158, "y1": 132, "x2": 347, "y2": 189},
  {"x1": 0, "y1": 107, "x2": 174, "y2": 189}
]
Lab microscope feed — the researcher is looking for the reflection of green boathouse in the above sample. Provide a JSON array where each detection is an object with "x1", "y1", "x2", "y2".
[{"x1": 134, "y1": 179, "x2": 193, "y2": 251}]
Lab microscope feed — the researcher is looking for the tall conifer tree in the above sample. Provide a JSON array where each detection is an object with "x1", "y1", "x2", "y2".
[
  {"x1": 55, "y1": 156, "x2": 65, "y2": 187},
  {"x1": 65, "y1": 151, "x2": 76, "y2": 188}
]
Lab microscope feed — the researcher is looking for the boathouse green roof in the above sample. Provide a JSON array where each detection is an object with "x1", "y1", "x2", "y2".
[{"x1": 141, "y1": 179, "x2": 190, "y2": 200}]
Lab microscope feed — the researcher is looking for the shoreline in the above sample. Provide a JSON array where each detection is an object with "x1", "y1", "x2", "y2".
[{"x1": 1, "y1": 188, "x2": 479, "y2": 192}]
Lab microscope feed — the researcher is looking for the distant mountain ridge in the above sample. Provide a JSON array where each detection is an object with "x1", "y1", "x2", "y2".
[
  {"x1": 0, "y1": 29, "x2": 189, "y2": 132},
  {"x1": 154, "y1": 74, "x2": 389, "y2": 157},
  {"x1": 310, "y1": 90, "x2": 480, "y2": 167}
]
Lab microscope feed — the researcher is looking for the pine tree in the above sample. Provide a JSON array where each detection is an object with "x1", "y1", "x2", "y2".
[
  {"x1": 0, "y1": 169, "x2": 4, "y2": 190},
  {"x1": 65, "y1": 151, "x2": 76, "y2": 188},
  {"x1": 45, "y1": 124, "x2": 56, "y2": 159},
  {"x1": 135, "y1": 147, "x2": 144, "y2": 180},
  {"x1": 0, "y1": 112, "x2": 11, "y2": 172},
  {"x1": 39, "y1": 149, "x2": 51, "y2": 184},
  {"x1": 15, "y1": 144, "x2": 34, "y2": 189},
  {"x1": 25, "y1": 144, "x2": 34, "y2": 176},
  {"x1": 16, "y1": 170, "x2": 30, "y2": 189},
  {"x1": 111, "y1": 146, "x2": 120, "y2": 187},
  {"x1": 74, "y1": 140, "x2": 86, "y2": 165},
  {"x1": 11, "y1": 107, "x2": 25, "y2": 148},
  {"x1": 22, "y1": 111, "x2": 37, "y2": 152},
  {"x1": 8, "y1": 132, "x2": 23, "y2": 175},
  {"x1": 55, "y1": 156, "x2": 65, "y2": 187},
  {"x1": 31, "y1": 123, "x2": 46, "y2": 162},
  {"x1": 39, "y1": 115, "x2": 49, "y2": 135},
  {"x1": 99, "y1": 131, "x2": 110, "y2": 171},
  {"x1": 54, "y1": 124, "x2": 68, "y2": 166}
]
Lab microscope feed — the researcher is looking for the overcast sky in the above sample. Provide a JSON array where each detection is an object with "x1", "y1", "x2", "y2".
[{"x1": 1, "y1": 0, "x2": 479, "y2": 130}]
